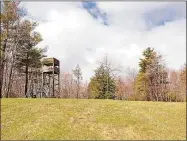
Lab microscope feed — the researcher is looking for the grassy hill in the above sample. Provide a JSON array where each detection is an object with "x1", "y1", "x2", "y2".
[{"x1": 1, "y1": 99, "x2": 186, "y2": 140}]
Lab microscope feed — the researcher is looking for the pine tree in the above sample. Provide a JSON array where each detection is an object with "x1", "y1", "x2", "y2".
[
  {"x1": 88, "y1": 56, "x2": 116, "y2": 99},
  {"x1": 135, "y1": 47, "x2": 155, "y2": 101},
  {"x1": 14, "y1": 20, "x2": 46, "y2": 98},
  {"x1": 134, "y1": 47, "x2": 169, "y2": 101}
]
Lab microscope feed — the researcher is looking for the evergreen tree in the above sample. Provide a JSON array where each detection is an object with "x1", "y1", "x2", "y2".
[
  {"x1": 14, "y1": 20, "x2": 46, "y2": 97},
  {"x1": 88, "y1": 56, "x2": 116, "y2": 99},
  {"x1": 134, "y1": 47, "x2": 169, "y2": 101}
]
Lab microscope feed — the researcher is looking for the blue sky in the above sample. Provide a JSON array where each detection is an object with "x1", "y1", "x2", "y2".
[
  {"x1": 144, "y1": 3, "x2": 186, "y2": 30},
  {"x1": 82, "y1": 1, "x2": 186, "y2": 30},
  {"x1": 82, "y1": 1, "x2": 109, "y2": 25}
]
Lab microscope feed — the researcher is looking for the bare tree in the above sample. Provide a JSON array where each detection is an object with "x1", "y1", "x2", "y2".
[
  {"x1": 167, "y1": 64, "x2": 186, "y2": 102},
  {"x1": 125, "y1": 67, "x2": 138, "y2": 81},
  {"x1": 72, "y1": 65, "x2": 83, "y2": 99},
  {"x1": 115, "y1": 76, "x2": 125, "y2": 100}
]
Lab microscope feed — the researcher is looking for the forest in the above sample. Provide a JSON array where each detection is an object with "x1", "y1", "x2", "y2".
[{"x1": 0, "y1": 1, "x2": 186, "y2": 102}]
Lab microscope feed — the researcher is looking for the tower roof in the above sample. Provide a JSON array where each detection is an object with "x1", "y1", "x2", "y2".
[{"x1": 41, "y1": 57, "x2": 60, "y2": 66}]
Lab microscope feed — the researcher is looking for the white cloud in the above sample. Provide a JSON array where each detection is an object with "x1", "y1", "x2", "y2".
[{"x1": 24, "y1": 2, "x2": 186, "y2": 82}]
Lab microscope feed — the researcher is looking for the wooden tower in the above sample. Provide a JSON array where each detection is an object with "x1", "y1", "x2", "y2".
[{"x1": 41, "y1": 58, "x2": 60, "y2": 98}]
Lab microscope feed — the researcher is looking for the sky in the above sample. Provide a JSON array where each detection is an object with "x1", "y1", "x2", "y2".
[{"x1": 21, "y1": 1, "x2": 186, "y2": 82}]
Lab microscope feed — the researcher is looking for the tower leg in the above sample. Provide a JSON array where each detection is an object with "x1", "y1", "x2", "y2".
[
  {"x1": 52, "y1": 62, "x2": 55, "y2": 97},
  {"x1": 58, "y1": 73, "x2": 60, "y2": 98},
  {"x1": 41, "y1": 72, "x2": 44, "y2": 98}
]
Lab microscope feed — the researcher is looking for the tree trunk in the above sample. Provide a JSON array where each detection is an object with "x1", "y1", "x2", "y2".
[
  {"x1": 0, "y1": 62, "x2": 5, "y2": 98},
  {"x1": 6, "y1": 64, "x2": 13, "y2": 98},
  {"x1": 6, "y1": 39, "x2": 20, "y2": 98},
  {"x1": 77, "y1": 82, "x2": 79, "y2": 99},
  {"x1": 25, "y1": 53, "x2": 29, "y2": 98},
  {"x1": 0, "y1": 39, "x2": 7, "y2": 98},
  {"x1": 76, "y1": 77, "x2": 80, "y2": 99}
]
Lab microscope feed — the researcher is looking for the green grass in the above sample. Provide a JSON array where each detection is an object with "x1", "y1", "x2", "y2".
[{"x1": 1, "y1": 99, "x2": 186, "y2": 140}]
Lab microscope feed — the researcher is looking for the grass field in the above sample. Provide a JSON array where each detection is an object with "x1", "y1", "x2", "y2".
[{"x1": 1, "y1": 99, "x2": 186, "y2": 140}]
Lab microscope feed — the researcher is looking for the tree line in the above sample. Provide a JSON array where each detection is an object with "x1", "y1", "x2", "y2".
[
  {"x1": 86, "y1": 49, "x2": 186, "y2": 102},
  {"x1": 1, "y1": 2, "x2": 186, "y2": 101}
]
